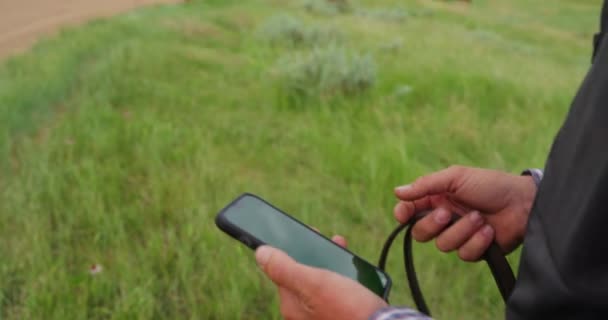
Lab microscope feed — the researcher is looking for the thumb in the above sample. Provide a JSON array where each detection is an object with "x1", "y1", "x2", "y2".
[
  {"x1": 395, "y1": 166, "x2": 464, "y2": 200},
  {"x1": 256, "y1": 246, "x2": 318, "y2": 293}
]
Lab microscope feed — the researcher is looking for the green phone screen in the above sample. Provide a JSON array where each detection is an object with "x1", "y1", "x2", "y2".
[{"x1": 222, "y1": 195, "x2": 390, "y2": 297}]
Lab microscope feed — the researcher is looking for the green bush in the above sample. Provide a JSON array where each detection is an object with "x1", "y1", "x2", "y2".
[
  {"x1": 256, "y1": 14, "x2": 340, "y2": 47},
  {"x1": 301, "y1": 0, "x2": 352, "y2": 16},
  {"x1": 356, "y1": 7, "x2": 409, "y2": 22},
  {"x1": 275, "y1": 45, "x2": 376, "y2": 103}
]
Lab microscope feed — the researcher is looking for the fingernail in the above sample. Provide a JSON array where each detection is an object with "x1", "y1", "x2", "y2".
[
  {"x1": 255, "y1": 246, "x2": 272, "y2": 267},
  {"x1": 434, "y1": 208, "x2": 451, "y2": 224},
  {"x1": 481, "y1": 225, "x2": 494, "y2": 238},
  {"x1": 395, "y1": 184, "x2": 412, "y2": 193},
  {"x1": 469, "y1": 211, "x2": 482, "y2": 225}
]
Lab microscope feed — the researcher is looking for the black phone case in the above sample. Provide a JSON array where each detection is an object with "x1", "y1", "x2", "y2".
[{"x1": 214, "y1": 192, "x2": 392, "y2": 299}]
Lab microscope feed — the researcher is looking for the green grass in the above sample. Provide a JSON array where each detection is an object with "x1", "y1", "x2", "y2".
[{"x1": 0, "y1": 0, "x2": 600, "y2": 318}]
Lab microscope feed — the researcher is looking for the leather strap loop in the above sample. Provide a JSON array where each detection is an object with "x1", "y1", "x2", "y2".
[{"x1": 378, "y1": 211, "x2": 516, "y2": 316}]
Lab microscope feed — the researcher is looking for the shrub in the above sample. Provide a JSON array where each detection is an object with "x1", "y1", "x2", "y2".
[
  {"x1": 379, "y1": 37, "x2": 404, "y2": 52},
  {"x1": 275, "y1": 45, "x2": 376, "y2": 102},
  {"x1": 393, "y1": 84, "x2": 413, "y2": 97},
  {"x1": 256, "y1": 14, "x2": 339, "y2": 47},
  {"x1": 356, "y1": 7, "x2": 409, "y2": 22},
  {"x1": 301, "y1": 0, "x2": 352, "y2": 16}
]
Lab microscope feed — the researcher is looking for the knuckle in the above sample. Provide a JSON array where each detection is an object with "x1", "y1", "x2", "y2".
[
  {"x1": 448, "y1": 165, "x2": 468, "y2": 178},
  {"x1": 446, "y1": 165, "x2": 467, "y2": 191}
]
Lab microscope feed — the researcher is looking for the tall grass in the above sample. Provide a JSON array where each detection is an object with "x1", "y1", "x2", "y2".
[{"x1": 0, "y1": 0, "x2": 598, "y2": 319}]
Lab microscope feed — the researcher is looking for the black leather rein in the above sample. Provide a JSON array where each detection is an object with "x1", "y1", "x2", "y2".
[{"x1": 377, "y1": 211, "x2": 516, "y2": 316}]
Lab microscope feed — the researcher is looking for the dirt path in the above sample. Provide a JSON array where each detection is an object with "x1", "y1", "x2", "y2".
[{"x1": 0, "y1": 0, "x2": 181, "y2": 60}]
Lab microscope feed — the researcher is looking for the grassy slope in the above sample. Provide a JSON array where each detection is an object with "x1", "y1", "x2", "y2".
[{"x1": 0, "y1": 0, "x2": 600, "y2": 318}]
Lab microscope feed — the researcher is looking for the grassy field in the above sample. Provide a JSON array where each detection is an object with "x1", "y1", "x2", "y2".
[{"x1": 0, "y1": 0, "x2": 600, "y2": 319}]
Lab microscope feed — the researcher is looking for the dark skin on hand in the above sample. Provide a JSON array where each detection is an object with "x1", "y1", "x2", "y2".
[{"x1": 256, "y1": 166, "x2": 537, "y2": 319}]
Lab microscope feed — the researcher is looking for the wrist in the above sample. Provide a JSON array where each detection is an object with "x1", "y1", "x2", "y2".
[
  {"x1": 521, "y1": 168, "x2": 544, "y2": 188},
  {"x1": 521, "y1": 176, "x2": 537, "y2": 210},
  {"x1": 502, "y1": 175, "x2": 538, "y2": 249},
  {"x1": 520, "y1": 168, "x2": 543, "y2": 215},
  {"x1": 511, "y1": 169, "x2": 542, "y2": 245}
]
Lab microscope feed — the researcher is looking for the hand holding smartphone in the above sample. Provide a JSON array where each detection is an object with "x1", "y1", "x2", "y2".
[{"x1": 215, "y1": 193, "x2": 392, "y2": 299}]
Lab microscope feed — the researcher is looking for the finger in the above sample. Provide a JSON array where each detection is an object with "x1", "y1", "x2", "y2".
[
  {"x1": 278, "y1": 287, "x2": 304, "y2": 320},
  {"x1": 394, "y1": 199, "x2": 432, "y2": 223},
  {"x1": 394, "y1": 201, "x2": 415, "y2": 223},
  {"x1": 435, "y1": 211, "x2": 485, "y2": 252},
  {"x1": 411, "y1": 207, "x2": 452, "y2": 242},
  {"x1": 331, "y1": 235, "x2": 348, "y2": 248},
  {"x1": 256, "y1": 246, "x2": 322, "y2": 294},
  {"x1": 457, "y1": 225, "x2": 494, "y2": 261},
  {"x1": 395, "y1": 166, "x2": 465, "y2": 201}
]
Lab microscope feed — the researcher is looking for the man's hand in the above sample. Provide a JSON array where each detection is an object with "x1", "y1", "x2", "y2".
[
  {"x1": 394, "y1": 166, "x2": 537, "y2": 261},
  {"x1": 256, "y1": 244, "x2": 387, "y2": 320}
]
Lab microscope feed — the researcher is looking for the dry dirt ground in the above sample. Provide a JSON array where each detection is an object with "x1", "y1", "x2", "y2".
[{"x1": 0, "y1": 0, "x2": 181, "y2": 59}]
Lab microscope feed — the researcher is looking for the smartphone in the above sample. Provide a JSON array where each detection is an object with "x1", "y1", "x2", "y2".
[{"x1": 215, "y1": 193, "x2": 392, "y2": 299}]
